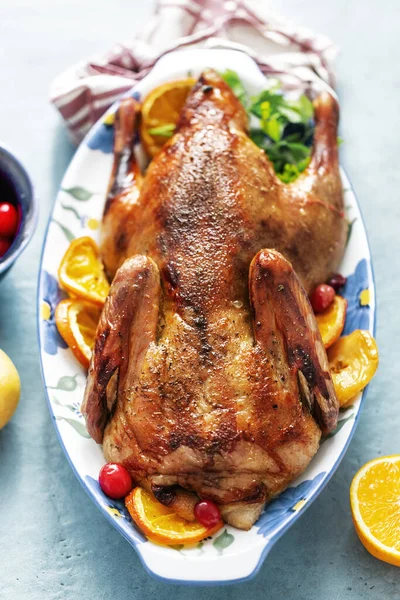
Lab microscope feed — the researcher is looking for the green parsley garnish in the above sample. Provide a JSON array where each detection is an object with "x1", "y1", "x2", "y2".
[{"x1": 221, "y1": 70, "x2": 316, "y2": 183}]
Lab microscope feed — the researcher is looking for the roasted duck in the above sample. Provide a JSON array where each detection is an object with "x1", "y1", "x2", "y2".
[{"x1": 82, "y1": 70, "x2": 346, "y2": 530}]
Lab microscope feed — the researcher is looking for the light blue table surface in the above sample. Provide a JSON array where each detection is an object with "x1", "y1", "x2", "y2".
[{"x1": 0, "y1": 1, "x2": 399, "y2": 598}]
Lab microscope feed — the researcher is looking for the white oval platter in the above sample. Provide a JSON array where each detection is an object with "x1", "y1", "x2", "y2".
[{"x1": 38, "y1": 49, "x2": 375, "y2": 585}]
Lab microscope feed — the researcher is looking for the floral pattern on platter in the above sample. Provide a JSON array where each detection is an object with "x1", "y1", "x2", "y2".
[
  {"x1": 341, "y1": 258, "x2": 371, "y2": 334},
  {"x1": 40, "y1": 271, "x2": 68, "y2": 355},
  {"x1": 52, "y1": 395, "x2": 89, "y2": 438},
  {"x1": 61, "y1": 202, "x2": 100, "y2": 231},
  {"x1": 86, "y1": 121, "x2": 114, "y2": 154},
  {"x1": 256, "y1": 472, "x2": 325, "y2": 538},
  {"x1": 62, "y1": 186, "x2": 95, "y2": 201},
  {"x1": 47, "y1": 375, "x2": 89, "y2": 437},
  {"x1": 48, "y1": 374, "x2": 80, "y2": 392}
]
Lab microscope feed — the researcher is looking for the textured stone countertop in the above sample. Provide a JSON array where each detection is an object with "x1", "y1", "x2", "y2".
[{"x1": 0, "y1": 1, "x2": 399, "y2": 598}]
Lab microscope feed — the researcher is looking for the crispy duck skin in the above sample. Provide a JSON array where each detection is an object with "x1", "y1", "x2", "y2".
[{"x1": 82, "y1": 70, "x2": 343, "y2": 530}]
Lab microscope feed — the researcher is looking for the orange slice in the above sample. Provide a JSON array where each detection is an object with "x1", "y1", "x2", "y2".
[
  {"x1": 140, "y1": 78, "x2": 196, "y2": 157},
  {"x1": 328, "y1": 330, "x2": 379, "y2": 406},
  {"x1": 316, "y1": 295, "x2": 347, "y2": 348},
  {"x1": 55, "y1": 299, "x2": 101, "y2": 369},
  {"x1": 58, "y1": 237, "x2": 109, "y2": 306},
  {"x1": 350, "y1": 455, "x2": 400, "y2": 567},
  {"x1": 125, "y1": 487, "x2": 223, "y2": 546}
]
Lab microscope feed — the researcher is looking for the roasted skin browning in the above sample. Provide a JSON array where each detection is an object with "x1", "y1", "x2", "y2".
[{"x1": 82, "y1": 70, "x2": 343, "y2": 530}]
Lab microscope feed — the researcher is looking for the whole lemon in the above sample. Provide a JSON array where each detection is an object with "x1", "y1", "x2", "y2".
[{"x1": 0, "y1": 349, "x2": 21, "y2": 429}]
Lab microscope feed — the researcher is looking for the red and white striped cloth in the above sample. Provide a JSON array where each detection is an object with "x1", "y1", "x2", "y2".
[{"x1": 50, "y1": 0, "x2": 337, "y2": 144}]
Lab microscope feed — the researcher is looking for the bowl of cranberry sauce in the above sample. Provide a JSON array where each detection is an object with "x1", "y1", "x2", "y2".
[{"x1": 0, "y1": 145, "x2": 37, "y2": 278}]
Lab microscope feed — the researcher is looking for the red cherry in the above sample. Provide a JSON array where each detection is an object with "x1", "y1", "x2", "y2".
[
  {"x1": 327, "y1": 273, "x2": 347, "y2": 291},
  {"x1": 0, "y1": 203, "x2": 19, "y2": 238},
  {"x1": 0, "y1": 237, "x2": 12, "y2": 258},
  {"x1": 99, "y1": 463, "x2": 133, "y2": 499},
  {"x1": 310, "y1": 284, "x2": 335, "y2": 314},
  {"x1": 194, "y1": 500, "x2": 221, "y2": 528}
]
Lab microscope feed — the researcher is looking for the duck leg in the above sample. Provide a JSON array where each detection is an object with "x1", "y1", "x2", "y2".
[
  {"x1": 249, "y1": 248, "x2": 339, "y2": 435},
  {"x1": 82, "y1": 255, "x2": 160, "y2": 443},
  {"x1": 290, "y1": 91, "x2": 343, "y2": 212},
  {"x1": 273, "y1": 92, "x2": 347, "y2": 294},
  {"x1": 101, "y1": 97, "x2": 143, "y2": 280}
]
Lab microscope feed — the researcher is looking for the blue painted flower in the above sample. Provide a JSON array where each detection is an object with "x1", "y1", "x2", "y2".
[
  {"x1": 87, "y1": 122, "x2": 114, "y2": 154},
  {"x1": 71, "y1": 400, "x2": 83, "y2": 419},
  {"x1": 87, "y1": 91, "x2": 140, "y2": 154},
  {"x1": 342, "y1": 259, "x2": 371, "y2": 335},
  {"x1": 40, "y1": 271, "x2": 68, "y2": 355},
  {"x1": 84, "y1": 475, "x2": 146, "y2": 544},
  {"x1": 256, "y1": 472, "x2": 326, "y2": 538}
]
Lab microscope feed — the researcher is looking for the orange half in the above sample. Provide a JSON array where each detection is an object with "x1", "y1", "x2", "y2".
[
  {"x1": 125, "y1": 487, "x2": 223, "y2": 545},
  {"x1": 350, "y1": 455, "x2": 400, "y2": 567}
]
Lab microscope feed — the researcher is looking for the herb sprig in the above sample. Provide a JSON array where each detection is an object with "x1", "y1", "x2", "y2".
[
  {"x1": 221, "y1": 70, "x2": 314, "y2": 183},
  {"x1": 148, "y1": 123, "x2": 176, "y2": 138}
]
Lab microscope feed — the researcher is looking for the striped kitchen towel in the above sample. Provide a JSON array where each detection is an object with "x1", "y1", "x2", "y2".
[{"x1": 50, "y1": 0, "x2": 337, "y2": 143}]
